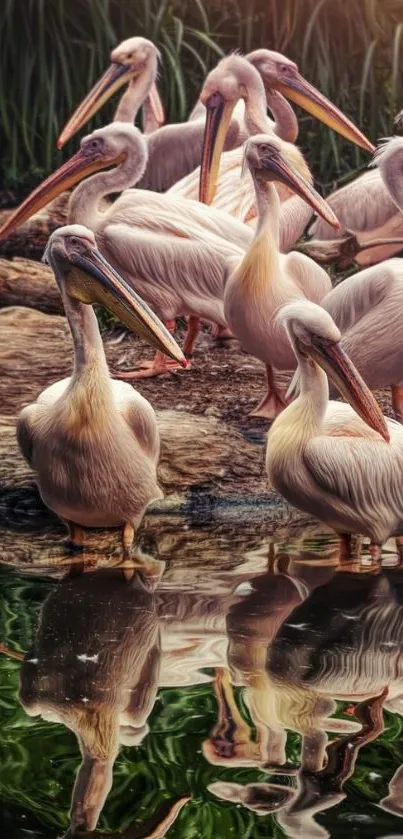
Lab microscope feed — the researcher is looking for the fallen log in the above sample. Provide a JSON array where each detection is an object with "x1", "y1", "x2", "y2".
[
  {"x1": 0, "y1": 192, "x2": 69, "y2": 259},
  {"x1": 0, "y1": 257, "x2": 63, "y2": 314}
]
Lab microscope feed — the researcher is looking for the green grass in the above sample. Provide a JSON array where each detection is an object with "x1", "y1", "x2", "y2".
[{"x1": 0, "y1": 0, "x2": 401, "y2": 194}]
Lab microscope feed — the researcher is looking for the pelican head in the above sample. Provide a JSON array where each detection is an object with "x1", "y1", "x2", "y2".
[
  {"x1": 44, "y1": 224, "x2": 186, "y2": 364},
  {"x1": 0, "y1": 123, "x2": 147, "y2": 242},
  {"x1": 58, "y1": 36, "x2": 161, "y2": 148},
  {"x1": 278, "y1": 300, "x2": 389, "y2": 441},
  {"x1": 247, "y1": 49, "x2": 374, "y2": 153},
  {"x1": 244, "y1": 134, "x2": 340, "y2": 229},
  {"x1": 199, "y1": 54, "x2": 267, "y2": 203},
  {"x1": 199, "y1": 51, "x2": 374, "y2": 204}
]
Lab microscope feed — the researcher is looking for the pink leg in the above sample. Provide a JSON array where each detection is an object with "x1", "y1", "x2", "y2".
[
  {"x1": 115, "y1": 350, "x2": 190, "y2": 379},
  {"x1": 183, "y1": 315, "x2": 200, "y2": 358},
  {"x1": 115, "y1": 318, "x2": 189, "y2": 380},
  {"x1": 250, "y1": 365, "x2": 287, "y2": 420}
]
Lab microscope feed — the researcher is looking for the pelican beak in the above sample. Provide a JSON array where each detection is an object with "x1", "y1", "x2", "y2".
[
  {"x1": 67, "y1": 246, "x2": 187, "y2": 365},
  {"x1": 250, "y1": 143, "x2": 340, "y2": 229},
  {"x1": 58, "y1": 62, "x2": 135, "y2": 148},
  {"x1": 275, "y1": 72, "x2": 374, "y2": 153},
  {"x1": 147, "y1": 81, "x2": 165, "y2": 128},
  {"x1": 307, "y1": 336, "x2": 389, "y2": 441},
  {"x1": 199, "y1": 92, "x2": 237, "y2": 203},
  {"x1": 0, "y1": 147, "x2": 125, "y2": 242}
]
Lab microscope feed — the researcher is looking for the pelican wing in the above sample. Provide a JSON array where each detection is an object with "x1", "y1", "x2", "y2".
[
  {"x1": 284, "y1": 250, "x2": 331, "y2": 302},
  {"x1": 110, "y1": 379, "x2": 160, "y2": 462},
  {"x1": 304, "y1": 420, "x2": 403, "y2": 536},
  {"x1": 310, "y1": 168, "x2": 397, "y2": 240},
  {"x1": 105, "y1": 188, "x2": 252, "y2": 253},
  {"x1": 100, "y1": 222, "x2": 227, "y2": 323},
  {"x1": 322, "y1": 259, "x2": 399, "y2": 335}
]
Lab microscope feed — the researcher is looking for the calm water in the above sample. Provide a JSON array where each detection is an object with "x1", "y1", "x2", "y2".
[{"x1": 2, "y1": 520, "x2": 403, "y2": 839}]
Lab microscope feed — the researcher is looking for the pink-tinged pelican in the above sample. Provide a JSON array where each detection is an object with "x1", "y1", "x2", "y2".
[
  {"x1": 58, "y1": 37, "x2": 165, "y2": 151},
  {"x1": 57, "y1": 39, "x2": 244, "y2": 193},
  {"x1": 265, "y1": 300, "x2": 403, "y2": 562},
  {"x1": 224, "y1": 134, "x2": 338, "y2": 417},
  {"x1": 0, "y1": 123, "x2": 253, "y2": 376},
  {"x1": 310, "y1": 136, "x2": 403, "y2": 266},
  {"x1": 291, "y1": 148, "x2": 403, "y2": 421},
  {"x1": 16, "y1": 225, "x2": 185, "y2": 555},
  {"x1": 195, "y1": 53, "x2": 373, "y2": 235}
]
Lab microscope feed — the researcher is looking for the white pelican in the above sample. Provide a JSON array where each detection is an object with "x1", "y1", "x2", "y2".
[
  {"x1": 310, "y1": 136, "x2": 403, "y2": 266},
  {"x1": 265, "y1": 300, "x2": 403, "y2": 561},
  {"x1": 57, "y1": 38, "x2": 245, "y2": 192},
  {"x1": 16, "y1": 225, "x2": 185, "y2": 555},
  {"x1": 223, "y1": 134, "x2": 338, "y2": 417},
  {"x1": 58, "y1": 36, "x2": 165, "y2": 150},
  {"x1": 176, "y1": 53, "x2": 373, "y2": 245},
  {"x1": 0, "y1": 123, "x2": 253, "y2": 376}
]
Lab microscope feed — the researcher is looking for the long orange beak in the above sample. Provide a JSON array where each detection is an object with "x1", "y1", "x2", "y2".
[
  {"x1": 245, "y1": 138, "x2": 340, "y2": 230},
  {"x1": 57, "y1": 62, "x2": 135, "y2": 149},
  {"x1": 308, "y1": 336, "x2": 389, "y2": 441},
  {"x1": 199, "y1": 93, "x2": 237, "y2": 204},
  {"x1": 274, "y1": 72, "x2": 374, "y2": 153},
  {"x1": 0, "y1": 148, "x2": 124, "y2": 242}
]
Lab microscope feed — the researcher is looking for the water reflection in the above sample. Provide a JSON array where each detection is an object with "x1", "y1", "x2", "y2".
[{"x1": 3, "y1": 545, "x2": 403, "y2": 836}]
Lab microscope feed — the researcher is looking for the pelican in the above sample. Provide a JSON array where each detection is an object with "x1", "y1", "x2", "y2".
[
  {"x1": 195, "y1": 52, "x2": 373, "y2": 234},
  {"x1": 310, "y1": 136, "x2": 403, "y2": 266},
  {"x1": 265, "y1": 300, "x2": 403, "y2": 561},
  {"x1": 223, "y1": 134, "x2": 338, "y2": 417},
  {"x1": 16, "y1": 225, "x2": 185, "y2": 554},
  {"x1": 0, "y1": 123, "x2": 253, "y2": 376},
  {"x1": 57, "y1": 38, "x2": 244, "y2": 192},
  {"x1": 20, "y1": 567, "x2": 162, "y2": 832},
  {"x1": 58, "y1": 36, "x2": 165, "y2": 148}
]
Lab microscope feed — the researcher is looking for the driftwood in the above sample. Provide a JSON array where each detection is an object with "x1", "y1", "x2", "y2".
[
  {"x1": 0, "y1": 257, "x2": 63, "y2": 314},
  {"x1": 0, "y1": 192, "x2": 69, "y2": 259}
]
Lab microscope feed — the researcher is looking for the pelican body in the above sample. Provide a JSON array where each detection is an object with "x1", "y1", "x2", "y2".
[
  {"x1": 0, "y1": 123, "x2": 254, "y2": 375},
  {"x1": 17, "y1": 225, "x2": 185, "y2": 549},
  {"x1": 58, "y1": 37, "x2": 244, "y2": 193},
  {"x1": 266, "y1": 301, "x2": 403, "y2": 555},
  {"x1": 196, "y1": 52, "x2": 373, "y2": 234},
  {"x1": 310, "y1": 136, "x2": 403, "y2": 266},
  {"x1": 223, "y1": 134, "x2": 338, "y2": 417}
]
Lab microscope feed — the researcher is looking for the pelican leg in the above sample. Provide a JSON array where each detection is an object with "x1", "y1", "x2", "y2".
[
  {"x1": 116, "y1": 351, "x2": 190, "y2": 379},
  {"x1": 250, "y1": 365, "x2": 287, "y2": 420},
  {"x1": 182, "y1": 315, "x2": 200, "y2": 358},
  {"x1": 115, "y1": 319, "x2": 188, "y2": 379},
  {"x1": 392, "y1": 385, "x2": 403, "y2": 423}
]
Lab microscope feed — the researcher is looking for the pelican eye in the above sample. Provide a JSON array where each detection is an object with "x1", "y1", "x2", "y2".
[
  {"x1": 83, "y1": 137, "x2": 103, "y2": 156},
  {"x1": 259, "y1": 144, "x2": 271, "y2": 154}
]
